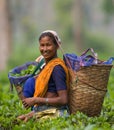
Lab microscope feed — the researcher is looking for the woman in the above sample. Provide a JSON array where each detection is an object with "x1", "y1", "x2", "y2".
[{"x1": 17, "y1": 30, "x2": 70, "y2": 122}]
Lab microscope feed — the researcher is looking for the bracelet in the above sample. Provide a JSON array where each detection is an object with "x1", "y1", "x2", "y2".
[{"x1": 45, "y1": 98, "x2": 49, "y2": 105}]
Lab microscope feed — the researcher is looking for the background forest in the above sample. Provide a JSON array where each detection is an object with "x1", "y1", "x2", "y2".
[
  {"x1": 0, "y1": 0, "x2": 114, "y2": 129},
  {"x1": 0, "y1": 0, "x2": 114, "y2": 72}
]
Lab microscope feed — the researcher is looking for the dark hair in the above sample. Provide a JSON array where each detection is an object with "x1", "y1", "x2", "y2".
[{"x1": 39, "y1": 32, "x2": 58, "y2": 45}]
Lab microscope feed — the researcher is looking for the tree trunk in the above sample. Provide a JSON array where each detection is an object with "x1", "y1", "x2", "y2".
[
  {"x1": 72, "y1": 0, "x2": 84, "y2": 53},
  {"x1": 0, "y1": 0, "x2": 11, "y2": 71}
]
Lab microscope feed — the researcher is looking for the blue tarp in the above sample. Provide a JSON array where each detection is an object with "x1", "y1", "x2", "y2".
[{"x1": 8, "y1": 58, "x2": 45, "y2": 90}]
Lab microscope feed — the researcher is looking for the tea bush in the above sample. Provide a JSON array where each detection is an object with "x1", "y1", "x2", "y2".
[
  {"x1": 0, "y1": 69, "x2": 114, "y2": 130},
  {"x1": 0, "y1": 42, "x2": 114, "y2": 129}
]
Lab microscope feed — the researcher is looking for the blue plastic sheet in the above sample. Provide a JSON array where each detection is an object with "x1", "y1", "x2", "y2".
[
  {"x1": 103, "y1": 57, "x2": 114, "y2": 65},
  {"x1": 8, "y1": 61, "x2": 38, "y2": 90},
  {"x1": 63, "y1": 53, "x2": 97, "y2": 71},
  {"x1": 63, "y1": 53, "x2": 114, "y2": 71}
]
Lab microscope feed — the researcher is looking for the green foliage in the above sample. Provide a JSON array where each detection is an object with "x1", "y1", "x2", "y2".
[
  {"x1": 11, "y1": 65, "x2": 36, "y2": 77},
  {"x1": 101, "y1": 0, "x2": 114, "y2": 23},
  {"x1": 8, "y1": 42, "x2": 40, "y2": 69},
  {"x1": 0, "y1": 68, "x2": 114, "y2": 129},
  {"x1": 1, "y1": 33, "x2": 114, "y2": 130},
  {"x1": 0, "y1": 70, "x2": 9, "y2": 85},
  {"x1": 84, "y1": 32, "x2": 114, "y2": 59},
  {"x1": 102, "y1": 0, "x2": 114, "y2": 15}
]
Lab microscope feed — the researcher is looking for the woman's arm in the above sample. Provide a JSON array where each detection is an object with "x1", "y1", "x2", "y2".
[
  {"x1": 22, "y1": 65, "x2": 68, "y2": 109},
  {"x1": 45, "y1": 90, "x2": 68, "y2": 105},
  {"x1": 22, "y1": 90, "x2": 68, "y2": 109}
]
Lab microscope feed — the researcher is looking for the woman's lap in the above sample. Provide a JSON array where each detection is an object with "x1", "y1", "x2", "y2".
[{"x1": 33, "y1": 105, "x2": 70, "y2": 120}]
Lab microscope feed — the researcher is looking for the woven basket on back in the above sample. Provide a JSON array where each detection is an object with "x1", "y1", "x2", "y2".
[{"x1": 68, "y1": 64, "x2": 112, "y2": 117}]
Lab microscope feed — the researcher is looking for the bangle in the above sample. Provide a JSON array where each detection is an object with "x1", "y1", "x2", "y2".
[{"x1": 45, "y1": 98, "x2": 49, "y2": 105}]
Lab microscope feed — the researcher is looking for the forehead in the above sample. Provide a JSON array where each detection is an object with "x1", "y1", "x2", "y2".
[{"x1": 39, "y1": 36, "x2": 52, "y2": 43}]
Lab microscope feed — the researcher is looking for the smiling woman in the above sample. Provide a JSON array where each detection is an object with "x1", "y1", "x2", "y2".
[
  {"x1": 39, "y1": 31, "x2": 59, "y2": 63},
  {"x1": 17, "y1": 30, "x2": 70, "y2": 122}
]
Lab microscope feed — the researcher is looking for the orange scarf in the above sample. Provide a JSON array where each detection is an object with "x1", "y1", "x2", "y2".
[{"x1": 34, "y1": 58, "x2": 70, "y2": 97}]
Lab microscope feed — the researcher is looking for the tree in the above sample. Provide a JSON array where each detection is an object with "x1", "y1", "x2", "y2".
[
  {"x1": 72, "y1": 0, "x2": 84, "y2": 52},
  {"x1": 55, "y1": 0, "x2": 84, "y2": 53},
  {"x1": 0, "y1": 0, "x2": 11, "y2": 71}
]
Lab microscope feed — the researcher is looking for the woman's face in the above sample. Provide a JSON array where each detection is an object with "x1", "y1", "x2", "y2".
[{"x1": 39, "y1": 36, "x2": 58, "y2": 63}]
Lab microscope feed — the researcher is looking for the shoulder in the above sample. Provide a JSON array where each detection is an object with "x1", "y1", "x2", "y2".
[
  {"x1": 52, "y1": 65, "x2": 66, "y2": 80},
  {"x1": 51, "y1": 65, "x2": 67, "y2": 90},
  {"x1": 53, "y1": 65, "x2": 65, "y2": 73}
]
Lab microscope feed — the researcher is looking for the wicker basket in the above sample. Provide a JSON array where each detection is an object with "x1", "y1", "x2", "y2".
[{"x1": 68, "y1": 64, "x2": 112, "y2": 117}]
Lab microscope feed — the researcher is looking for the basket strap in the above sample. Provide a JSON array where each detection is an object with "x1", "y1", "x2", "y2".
[{"x1": 56, "y1": 41, "x2": 76, "y2": 78}]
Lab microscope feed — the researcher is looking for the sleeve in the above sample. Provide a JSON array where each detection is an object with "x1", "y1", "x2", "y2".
[{"x1": 52, "y1": 65, "x2": 67, "y2": 91}]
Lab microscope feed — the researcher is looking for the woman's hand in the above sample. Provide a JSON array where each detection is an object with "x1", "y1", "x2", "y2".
[
  {"x1": 22, "y1": 97, "x2": 37, "y2": 109},
  {"x1": 17, "y1": 111, "x2": 35, "y2": 122}
]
